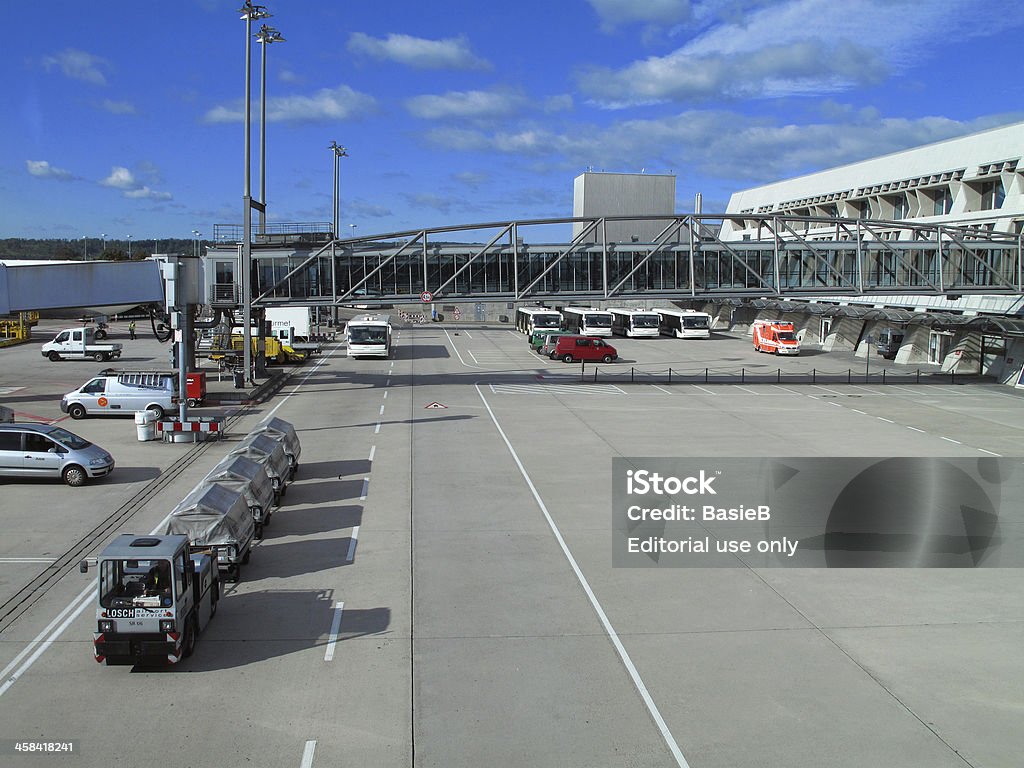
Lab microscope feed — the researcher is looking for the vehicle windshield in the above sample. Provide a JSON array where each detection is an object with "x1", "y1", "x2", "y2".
[
  {"x1": 585, "y1": 314, "x2": 612, "y2": 327},
  {"x1": 777, "y1": 331, "x2": 796, "y2": 341},
  {"x1": 46, "y1": 427, "x2": 91, "y2": 449},
  {"x1": 633, "y1": 315, "x2": 659, "y2": 328},
  {"x1": 535, "y1": 316, "x2": 560, "y2": 328},
  {"x1": 350, "y1": 327, "x2": 388, "y2": 344},
  {"x1": 99, "y1": 558, "x2": 173, "y2": 608}
]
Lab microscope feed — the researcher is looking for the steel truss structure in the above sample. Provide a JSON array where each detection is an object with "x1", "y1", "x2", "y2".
[{"x1": 209, "y1": 214, "x2": 1024, "y2": 308}]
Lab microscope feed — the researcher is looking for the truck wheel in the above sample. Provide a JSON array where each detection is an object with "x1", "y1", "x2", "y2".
[
  {"x1": 63, "y1": 465, "x2": 87, "y2": 487},
  {"x1": 48, "y1": 351, "x2": 61, "y2": 361},
  {"x1": 602, "y1": 354, "x2": 614, "y2": 363},
  {"x1": 93, "y1": 352, "x2": 105, "y2": 362},
  {"x1": 68, "y1": 403, "x2": 87, "y2": 420},
  {"x1": 147, "y1": 405, "x2": 165, "y2": 419},
  {"x1": 94, "y1": 330, "x2": 107, "y2": 340},
  {"x1": 562, "y1": 353, "x2": 574, "y2": 363},
  {"x1": 182, "y1": 616, "x2": 197, "y2": 658},
  {"x1": 186, "y1": 398, "x2": 199, "y2": 408}
]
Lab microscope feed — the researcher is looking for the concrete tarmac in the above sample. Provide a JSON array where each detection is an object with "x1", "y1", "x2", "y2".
[{"x1": 0, "y1": 320, "x2": 1022, "y2": 767}]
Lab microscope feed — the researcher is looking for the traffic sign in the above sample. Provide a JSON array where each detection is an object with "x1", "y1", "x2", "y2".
[
  {"x1": 424, "y1": 402, "x2": 448, "y2": 409},
  {"x1": 420, "y1": 291, "x2": 433, "y2": 303}
]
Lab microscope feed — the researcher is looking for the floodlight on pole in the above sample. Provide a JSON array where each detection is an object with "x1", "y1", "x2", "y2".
[
  {"x1": 329, "y1": 141, "x2": 348, "y2": 238},
  {"x1": 238, "y1": 0, "x2": 271, "y2": 386},
  {"x1": 256, "y1": 23, "x2": 284, "y2": 234},
  {"x1": 101, "y1": 233, "x2": 106, "y2": 255}
]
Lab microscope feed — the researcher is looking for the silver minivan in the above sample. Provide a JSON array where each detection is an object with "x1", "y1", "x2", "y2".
[
  {"x1": 0, "y1": 423, "x2": 115, "y2": 486},
  {"x1": 61, "y1": 370, "x2": 176, "y2": 419}
]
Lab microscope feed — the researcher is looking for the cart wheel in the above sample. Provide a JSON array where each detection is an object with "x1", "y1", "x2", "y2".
[{"x1": 187, "y1": 398, "x2": 198, "y2": 408}]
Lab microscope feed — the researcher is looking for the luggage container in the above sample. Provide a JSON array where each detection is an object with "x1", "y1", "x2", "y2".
[
  {"x1": 185, "y1": 371, "x2": 207, "y2": 407},
  {"x1": 204, "y1": 454, "x2": 276, "y2": 539},
  {"x1": 160, "y1": 483, "x2": 255, "y2": 582},
  {"x1": 225, "y1": 432, "x2": 292, "y2": 502},
  {"x1": 249, "y1": 417, "x2": 301, "y2": 480}
]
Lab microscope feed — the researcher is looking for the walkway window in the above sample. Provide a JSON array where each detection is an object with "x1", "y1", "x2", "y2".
[{"x1": 932, "y1": 187, "x2": 953, "y2": 216}]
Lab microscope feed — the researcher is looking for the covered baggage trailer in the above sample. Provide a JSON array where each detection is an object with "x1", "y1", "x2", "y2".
[
  {"x1": 226, "y1": 432, "x2": 292, "y2": 502},
  {"x1": 250, "y1": 416, "x2": 301, "y2": 480},
  {"x1": 160, "y1": 483, "x2": 255, "y2": 582},
  {"x1": 204, "y1": 454, "x2": 276, "y2": 539}
]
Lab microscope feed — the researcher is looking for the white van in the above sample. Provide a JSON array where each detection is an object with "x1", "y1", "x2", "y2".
[{"x1": 61, "y1": 370, "x2": 177, "y2": 419}]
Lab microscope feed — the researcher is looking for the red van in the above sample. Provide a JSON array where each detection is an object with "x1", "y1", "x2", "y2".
[{"x1": 551, "y1": 335, "x2": 618, "y2": 363}]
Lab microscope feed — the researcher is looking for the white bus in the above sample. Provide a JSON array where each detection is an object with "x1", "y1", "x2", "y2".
[
  {"x1": 562, "y1": 307, "x2": 614, "y2": 337},
  {"x1": 608, "y1": 308, "x2": 661, "y2": 338},
  {"x1": 656, "y1": 309, "x2": 712, "y2": 339},
  {"x1": 514, "y1": 307, "x2": 562, "y2": 335},
  {"x1": 346, "y1": 314, "x2": 392, "y2": 358}
]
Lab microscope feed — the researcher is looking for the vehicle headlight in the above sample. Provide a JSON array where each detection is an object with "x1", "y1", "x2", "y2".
[
  {"x1": 98, "y1": 620, "x2": 114, "y2": 633},
  {"x1": 160, "y1": 619, "x2": 176, "y2": 633},
  {"x1": 89, "y1": 456, "x2": 110, "y2": 467}
]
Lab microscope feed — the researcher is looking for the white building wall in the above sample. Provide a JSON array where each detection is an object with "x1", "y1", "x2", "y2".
[
  {"x1": 572, "y1": 172, "x2": 676, "y2": 243},
  {"x1": 722, "y1": 121, "x2": 1024, "y2": 240}
]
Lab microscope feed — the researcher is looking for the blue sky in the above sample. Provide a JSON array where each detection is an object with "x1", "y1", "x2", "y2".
[{"x1": 3, "y1": 0, "x2": 1023, "y2": 243}]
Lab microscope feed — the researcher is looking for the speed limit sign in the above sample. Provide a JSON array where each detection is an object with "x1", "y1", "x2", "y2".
[{"x1": 420, "y1": 291, "x2": 433, "y2": 303}]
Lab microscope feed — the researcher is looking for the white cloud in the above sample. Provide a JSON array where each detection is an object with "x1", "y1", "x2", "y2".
[
  {"x1": 347, "y1": 32, "x2": 490, "y2": 70},
  {"x1": 588, "y1": 0, "x2": 691, "y2": 28},
  {"x1": 100, "y1": 99, "x2": 137, "y2": 115},
  {"x1": 204, "y1": 85, "x2": 377, "y2": 124},
  {"x1": 124, "y1": 187, "x2": 173, "y2": 201},
  {"x1": 579, "y1": 0, "x2": 1022, "y2": 105},
  {"x1": 405, "y1": 90, "x2": 526, "y2": 120},
  {"x1": 26, "y1": 160, "x2": 75, "y2": 181},
  {"x1": 101, "y1": 167, "x2": 137, "y2": 190},
  {"x1": 42, "y1": 49, "x2": 110, "y2": 86},
  {"x1": 423, "y1": 110, "x2": 1016, "y2": 187},
  {"x1": 99, "y1": 165, "x2": 172, "y2": 200}
]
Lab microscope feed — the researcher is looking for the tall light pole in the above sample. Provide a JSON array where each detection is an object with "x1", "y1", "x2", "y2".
[
  {"x1": 101, "y1": 233, "x2": 106, "y2": 256},
  {"x1": 82, "y1": 236, "x2": 87, "y2": 261},
  {"x1": 239, "y1": 1, "x2": 271, "y2": 385},
  {"x1": 127, "y1": 235, "x2": 132, "y2": 259},
  {"x1": 329, "y1": 141, "x2": 347, "y2": 309},
  {"x1": 192, "y1": 230, "x2": 200, "y2": 259},
  {"x1": 256, "y1": 23, "x2": 285, "y2": 234}
]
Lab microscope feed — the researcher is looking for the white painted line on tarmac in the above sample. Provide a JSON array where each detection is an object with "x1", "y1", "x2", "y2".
[
  {"x1": 383, "y1": 391, "x2": 388, "y2": 399},
  {"x1": 300, "y1": 740, "x2": 317, "y2": 768},
  {"x1": 386, "y1": 378, "x2": 391, "y2": 387},
  {"x1": 265, "y1": 341, "x2": 345, "y2": 421},
  {"x1": 0, "y1": 558, "x2": 56, "y2": 564},
  {"x1": 476, "y1": 384, "x2": 691, "y2": 768},
  {"x1": 0, "y1": 583, "x2": 93, "y2": 698},
  {"x1": 324, "y1": 602, "x2": 345, "y2": 662},
  {"x1": 772, "y1": 385, "x2": 803, "y2": 395},
  {"x1": 360, "y1": 478, "x2": 369, "y2": 500},
  {"x1": 463, "y1": 331, "x2": 473, "y2": 338},
  {"x1": 812, "y1": 385, "x2": 844, "y2": 395},
  {"x1": 940, "y1": 436, "x2": 962, "y2": 444},
  {"x1": 346, "y1": 526, "x2": 360, "y2": 563},
  {"x1": 374, "y1": 421, "x2": 381, "y2": 434},
  {"x1": 651, "y1": 384, "x2": 673, "y2": 394},
  {"x1": 379, "y1": 404, "x2": 385, "y2": 415},
  {"x1": 442, "y1": 327, "x2": 484, "y2": 369},
  {"x1": 827, "y1": 402, "x2": 843, "y2": 408},
  {"x1": 368, "y1": 445, "x2": 376, "y2": 462},
  {"x1": 733, "y1": 385, "x2": 759, "y2": 395},
  {"x1": 851, "y1": 409, "x2": 868, "y2": 415},
  {"x1": 849, "y1": 385, "x2": 887, "y2": 395},
  {"x1": 468, "y1": 349, "x2": 481, "y2": 364},
  {"x1": 877, "y1": 417, "x2": 894, "y2": 423},
  {"x1": 692, "y1": 384, "x2": 716, "y2": 395},
  {"x1": 978, "y1": 448, "x2": 1002, "y2": 456},
  {"x1": 907, "y1": 426, "x2": 925, "y2": 433}
]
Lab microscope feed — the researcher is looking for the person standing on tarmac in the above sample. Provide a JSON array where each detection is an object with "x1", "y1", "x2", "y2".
[{"x1": 128, "y1": 320, "x2": 136, "y2": 340}]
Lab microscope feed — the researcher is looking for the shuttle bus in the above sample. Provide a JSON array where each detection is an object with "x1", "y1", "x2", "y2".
[
  {"x1": 514, "y1": 307, "x2": 562, "y2": 336},
  {"x1": 346, "y1": 314, "x2": 392, "y2": 358},
  {"x1": 608, "y1": 308, "x2": 660, "y2": 338},
  {"x1": 562, "y1": 307, "x2": 614, "y2": 337},
  {"x1": 657, "y1": 309, "x2": 712, "y2": 339}
]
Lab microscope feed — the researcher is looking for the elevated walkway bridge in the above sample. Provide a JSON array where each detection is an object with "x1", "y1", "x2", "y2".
[{"x1": 207, "y1": 214, "x2": 1023, "y2": 309}]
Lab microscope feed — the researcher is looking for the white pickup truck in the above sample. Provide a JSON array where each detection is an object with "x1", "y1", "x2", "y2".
[{"x1": 41, "y1": 327, "x2": 123, "y2": 362}]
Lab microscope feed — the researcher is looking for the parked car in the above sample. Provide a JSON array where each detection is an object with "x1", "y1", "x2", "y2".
[
  {"x1": 550, "y1": 335, "x2": 618, "y2": 363},
  {"x1": 539, "y1": 332, "x2": 566, "y2": 357},
  {"x1": 0, "y1": 423, "x2": 114, "y2": 486}
]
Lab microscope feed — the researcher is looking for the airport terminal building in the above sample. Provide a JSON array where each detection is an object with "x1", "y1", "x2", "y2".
[{"x1": 700, "y1": 121, "x2": 1024, "y2": 385}]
